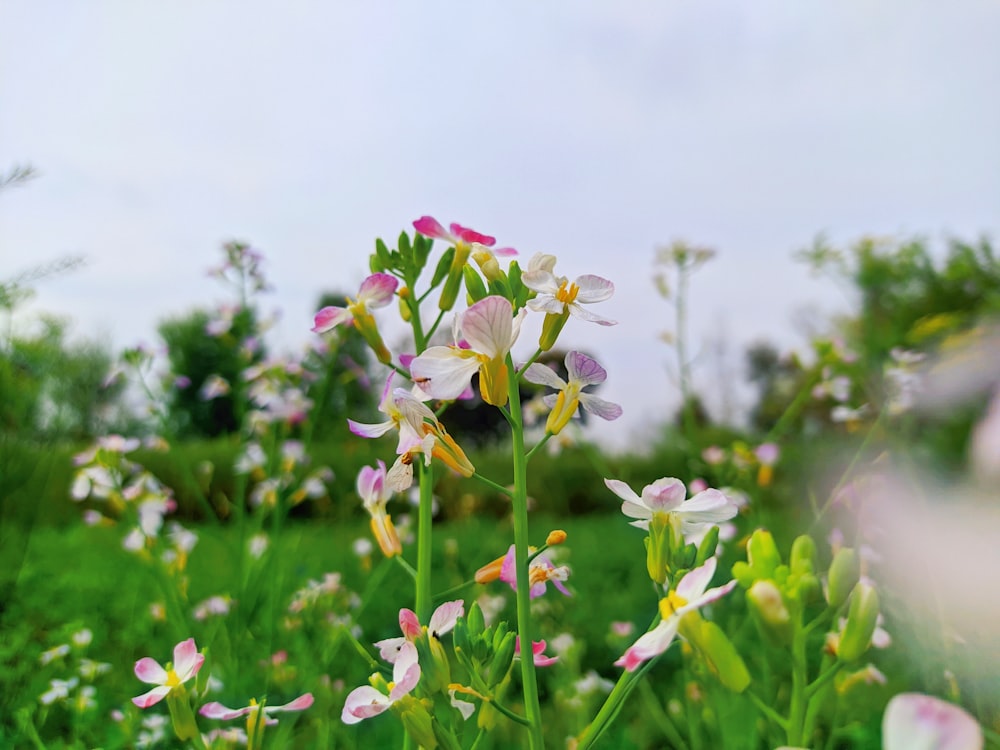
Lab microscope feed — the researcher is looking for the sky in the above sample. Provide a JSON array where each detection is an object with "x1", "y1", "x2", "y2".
[{"x1": 2, "y1": 1, "x2": 998, "y2": 450}]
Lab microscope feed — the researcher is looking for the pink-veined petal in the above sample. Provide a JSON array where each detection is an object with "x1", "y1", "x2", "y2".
[
  {"x1": 578, "y1": 393, "x2": 623, "y2": 421},
  {"x1": 462, "y1": 296, "x2": 513, "y2": 359},
  {"x1": 347, "y1": 419, "x2": 395, "y2": 439},
  {"x1": 413, "y1": 216, "x2": 451, "y2": 241},
  {"x1": 614, "y1": 618, "x2": 682, "y2": 672},
  {"x1": 523, "y1": 363, "x2": 567, "y2": 390},
  {"x1": 268, "y1": 693, "x2": 314, "y2": 713},
  {"x1": 200, "y1": 702, "x2": 252, "y2": 720},
  {"x1": 134, "y1": 657, "x2": 168, "y2": 685},
  {"x1": 409, "y1": 347, "x2": 481, "y2": 401},
  {"x1": 342, "y1": 686, "x2": 391, "y2": 724},
  {"x1": 683, "y1": 579, "x2": 739, "y2": 614},
  {"x1": 883, "y1": 693, "x2": 983, "y2": 750},
  {"x1": 573, "y1": 274, "x2": 615, "y2": 303},
  {"x1": 312, "y1": 306, "x2": 352, "y2": 333},
  {"x1": 565, "y1": 351, "x2": 608, "y2": 386},
  {"x1": 428, "y1": 600, "x2": 464, "y2": 637},
  {"x1": 356, "y1": 461, "x2": 388, "y2": 502},
  {"x1": 509, "y1": 307, "x2": 527, "y2": 348},
  {"x1": 172, "y1": 638, "x2": 204, "y2": 681},
  {"x1": 132, "y1": 685, "x2": 172, "y2": 708},
  {"x1": 492, "y1": 246, "x2": 518, "y2": 257},
  {"x1": 567, "y1": 302, "x2": 617, "y2": 325},
  {"x1": 358, "y1": 273, "x2": 398, "y2": 308}
]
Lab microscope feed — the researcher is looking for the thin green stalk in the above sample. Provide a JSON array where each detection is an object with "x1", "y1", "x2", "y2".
[
  {"x1": 746, "y1": 689, "x2": 789, "y2": 731},
  {"x1": 425, "y1": 308, "x2": 447, "y2": 341},
  {"x1": 393, "y1": 554, "x2": 418, "y2": 581},
  {"x1": 786, "y1": 623, "x2": 809, "y2": 746},
  {"x1": 516, "y1": 347, "x2": 544, "y2": 378},
  {"x1": 524, "y1": 432, "x2": 552, "y2": 463},
  {"x1": 415, "y1": 460, "x2": 435, "y2": 623},
  {"x1": 472, "y1": 471, "x2": 512, "y2": 497},
  {"x1": 506, "y1": 356, "x2": 545, "y2": 750}
]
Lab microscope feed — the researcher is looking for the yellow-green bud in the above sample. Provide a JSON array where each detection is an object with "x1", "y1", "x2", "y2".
[
  {"x1": 394, "y1": 696, "x2": 438, "y2": 749},
  {"x1": 826, "y1": 548, "x2": 860, "y2": 608},
  {"x1": 837, "y1": 582, "x2": 880, "y2": 662},
  {"x1": 679, "y1": 612, "x2": 751, "y2": 693},
  {"x1": 539, "y1": 310, "x2": 570, "y2": 351},
  {"x1": 790, "y1": 535, "x2": 817, "y2": 576},
  {"x1": 747, "y1": 529, "x2": 782, "y2": 578},
  {"x1": 747, "y1": 579, "x2": 793, "y2": 645}
]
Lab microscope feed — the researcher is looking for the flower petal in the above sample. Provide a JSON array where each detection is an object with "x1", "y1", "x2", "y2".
[
  {"x1": 132, "y1": 685, "x2": 171, "y2": 708},
  {"x1": 579, "y1": 393, "x2": 623, "y2": 421},
  {"x1": 675, "y1": 558, "x2": 718, "y2": 601},
  {"x1": 268, "y1": 693, "x2": 314, "y2": 714},
  {"x1": 312, "y1": 306, "x2": 352, "y2": 333},
  {"x1": 172, "y1": 638, "x2": 204, "y2": 681},
  {"x1": 883, "y1": 693, "x2": 983, "y2": 750},
  {"x1": 573, "y1": 274, "x2": 615, "y2": 303},
  {"x1": 526, "y1": 296, "x2": 567, "y2": 316},
  {"x1": 409, "y1": 347, "x2": 482, "y2": 401},
  {"x1": 200, "y1": 701, "x2": 251, "y2": 720},
  {"x1": 567, "y1": 302, "x2": 617, "y2": 325},
  {"x1": 342, "y1": 686, "x2": 390, "y2": 724},
  {"x1": 358, "y1": 273, "x2": 398, "y2": 308},
  {"x1": 428, "y1": 600, "x2": 464, "y2": 637},
  {"x1": 614, "y1": 618, "x2": 681, "y2": 672},
  {"x1": 565, "y1": 351, "x2": 608, "y2": 386},
  {"x1": 412, "y1": 216, "x2": 451, "y2": 241},
  {"x1": 520, "y1": 269, "x2": 560, "y2": 294},
  {"x1": 134, "y1": 657, "x2": 167, "y2": 685},
  {"x1": 399, "y1": 609, "x2": 422, "y2": 640},
  {"x1": 523, "y1": 363, "x2": 567, "y2": 390},
  {"x1": 390, "y1": 642, "x2": 421, "y2": 699},
  {"x1": 451, "y1": 223, "x2": 495, "y2": 247},
  {"x1": 642, "y1": 478, "x2": 687, "y2": 512},
  {"x1": 347, "y1": 419, "x2": 395, "y2": 440},
  {"x1": 680, "y1": 489, "x2": 738, "y2": 524},
  {"x1": 462, "y1": 296, "x2": 513, "y2": 359},
  {"x1": 374, "y1": 636, "x2": 407, "y2": 663}
]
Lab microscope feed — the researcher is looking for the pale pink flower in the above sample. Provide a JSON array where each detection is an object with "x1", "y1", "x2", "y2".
[
  {"x1": 413, "y1": 216, "x2": 496, "y2": 247},
  {"x1": 523, "y1": 351, "x2": 622, "y2": 433},
  {"x1": 342, "y1": 641, "x2": 421, "y2": 724},
  {"x1": 409, "y1": 295, "x2": 525, "y2": 406},
  {"x1": 521, "y1": 255, "x2": 616, "y2": 325},
  {"x1": 615, "y1": 558, "x2": 737, "y2": 672},
  {"x1": 312, "y1": 273, "x2": 398, "y2": 334},
  {"x1": 499, "y1": 544, "x2": 571, "y2": 599},
  {"x1": 132, "y1": 638, "x2": 205, "y2": 708},
  {"x1": 200, "y1": 693, "x2": 313, "y2": 724},
  {"x1": 515, "y1": 638, "x2": 559, "y2": 667},
  {"x1": 604, "y1": 477, "x2": 737, "y2": 536},
  {"x1": 883, "y1": 692, "x2": 983, "y2": 750},
  {"x1": 374, "y1": 600, "x2": 464, "y2": 663}
]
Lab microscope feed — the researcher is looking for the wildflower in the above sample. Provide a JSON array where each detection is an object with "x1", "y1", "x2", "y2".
[
  {"x1": 312, "y1": 273, "x2": 398, "y2": 363},
  {"x1": 374, "y1": 600, "x2": 464, "y2": 662},
  {"x1": 754, "y1": 442, "x2": 780, "y2": 486},
  {"x1": 132, "y1": 638, "x2": 205, "y2": 708},
  {"x1": 606, "y1": 477, "x2": 736, "y2": 536},
  {"x1": 409, "y1": 295, "x2": 525, "y2": 406},
  {"x1": 39, "y1": 644, "x2": 70, "y2": 665},
  {"x1": 413, "y1": 216, "x2": 496, "y2": 248},
  {"x1": 356, "y1": 461, "x2": 402, "y2": 557},
  {"x1": 521, "y1": 253, "x2": 615, "y2": 348},
  {"x1": 199, "y1": 374, "x2": 231, "y2": 400},
  {"x1": 40, "y1": 678, "x2": 79, "y2": 705},
  {"x1": 515, "y1": 638, "x2": 559, "y2": 667},
  {"x1": 479, "y1": 544, "x2": 571, "y2": 599},
  {"x1": 413, "y1": 216, "x2": 502, "y2": 307},
  {"x1": 615, "y1": 558, "x2": 737, "y2": 672},
  {"x1": 882, "y1": 692, "x2": 983, "y2": 750},
  {"x1": 193, "y1": 595, "x2": 233, "y2": 620},
  {"x1": 200, "y1": 692, "x2": 314, "y2": 723},
  {"x1": 342, "y1": 641, "x2": 421, "y2": 724},
  {"x1": 523, "y1": 351, "x2": 622, "y2": 434}
]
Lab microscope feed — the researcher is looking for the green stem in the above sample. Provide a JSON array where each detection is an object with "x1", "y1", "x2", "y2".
[
  {"x1": 506, "y1": 356, "x2": 544, "y2": 750},
  {"x1": 472, "y1": 471, "x2": 512, "y2": 497},
  {"x1": 575, "y1": 665, "x2": 642, "y2": 749},
  {"x1": 433, "y1": 578, "x2": 477, "y2": 602},
  {"x1": 516, "y1": 347, "x2": 544, "y2": 378},
  {"x1": 786, "y1": 621, "x2": 809, "y2": 746},
  {"x1": 393, "y1": 554, "x2": 418, "y2": 581},
  {"x1": 415, "y1": 460, "x2": 434, "y2": 623},
  {"x1": 747, "y1": 689, "x2": 789, "y2": 731},
  {"x1": 425, "y1": 308, "x2": 447, "y2": 341},
  {"x1": 524, "y1": 433, "x2": 552, "y2": 463},
  {"x1": 806, "y1": 660, "x2": 844, "y2": 699},
  {"x1": 488, "y1": 698, "x2": 532, "y2": 727}
]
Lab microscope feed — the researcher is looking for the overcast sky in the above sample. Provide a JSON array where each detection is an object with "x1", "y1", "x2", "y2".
[{"x1": 2, "y1": 2, "x2": 998, "y2": 449}]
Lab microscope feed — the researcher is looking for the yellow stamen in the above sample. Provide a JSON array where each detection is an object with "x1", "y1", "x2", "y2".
[
  {"x1": 555, "y1": 280, "x2": 580, "y2": 305},
  {"x1": 659, "y1": 590, "x2": 689, "y2": 619}
]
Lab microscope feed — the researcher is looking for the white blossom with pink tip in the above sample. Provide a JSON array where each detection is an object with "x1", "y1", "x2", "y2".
[{"x1": 132, "y1": 638, "x2": 205, "y2": 708}]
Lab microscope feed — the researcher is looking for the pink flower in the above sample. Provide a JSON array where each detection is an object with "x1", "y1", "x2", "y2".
[
  {"x1": 311, "y1": 273, "x2": 398, "y2": 334},
  {"x1": 499, "y1": 544, "x2": 571, "y2": 599},
  {"x1": 883, "y1": 692, "x2": 983, "y2": 750},
  {"x1": 200, "y1": 693, "x2": 314, "y2": 724},
  {"x1": 413, "y1": 216, "x2": 495, "y2": 248},
  {"x1": 342, "y1": 641, "x2": 421, "y2": 724},
  {"x1": 132, "y1": 638, "x2": 205, "y2": 708},
  {"x1": 374, "y1": 600, "x2": 464, "y2": 663},
  {"x1": 523, "y1": 351, "x2": 622, "y2": 434},
  {"x1": 615, "y1": 559, "x2": 737, "y2": 672},
  {"x1": 605, "y1": 477, "x2": 737, "y2": 537},
  {"x1": 515, "y1": 638, "x2": 559, "y2": 667}
]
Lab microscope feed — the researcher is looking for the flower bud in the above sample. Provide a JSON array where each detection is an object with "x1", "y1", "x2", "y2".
[
  {"x1": 826, "y1": 548, "x2": 860, "y2": 608},
  {"x1": 752, "y1": 579, "x2": 793, "y2": 637},
  {"x1": 438, "y1": 245, "x2": 472, "y2": 311},
  {"x1": 837, "y1": 582, "x2": 880, "y2": 662},
  {"x1": 487, "y1": 630, "x2": 517, "y2": 688},
  {"x1": 747, "y1": 529, "x2": 782, "y2": 578},
  {"x1": 789, "y1": 535, "x2": 817, "y2": 576},
  {"x1": 397, "y1": 286, "x2": 412, "y2": 322},
  {"x1": 394, "y1": 695, "x2": 438, "y2": 749},
  {"x1": 645, "y1": 514, "x2": 671, "y2": 585},
  {"x1": 546, "y1": 529, "x2": 567, "y2": 546},
  {"x1": 539, "y1": 310, "x2": 570, "y2": 351},
  {"x1": 679, "y1": 613, "x2": 750, "y2": 693},
  {"x1": 462, "y1": 264, "x2": 487, "y2": 303}
]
